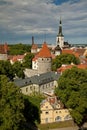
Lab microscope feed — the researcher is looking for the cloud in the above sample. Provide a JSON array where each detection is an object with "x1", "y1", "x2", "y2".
[{"x1": 0, "y1": 0, "x2": 87, "y2": 44}]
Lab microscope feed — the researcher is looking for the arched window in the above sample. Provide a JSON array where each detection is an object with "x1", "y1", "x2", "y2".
[{"x1": 55, "y1": 116, "x2": 61, "y2": 121}]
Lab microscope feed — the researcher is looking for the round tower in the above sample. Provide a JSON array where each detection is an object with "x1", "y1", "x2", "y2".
[{"x1": 37, "y1": 42, "x2": 52, "y2": 74}]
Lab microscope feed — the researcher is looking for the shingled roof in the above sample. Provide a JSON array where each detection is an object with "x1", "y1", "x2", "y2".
[
  {"x1": 14, "y1": 71, "x2": 60, "y2": 87},
  {"x1": 37, "y1": 42, "x2": 52, "y2": 58}
]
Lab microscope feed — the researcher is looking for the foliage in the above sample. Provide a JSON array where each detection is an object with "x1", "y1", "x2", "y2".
[
  {"x1": 0, "y1": 60, "x2": 14, "y2": 80},
  {"x1": 12, "y1": 61, "x2": 25, "y2": 79},
  {"x1": 23, "y1": 53, "x2": 34, "y2": 69},
  {"x1": 55, "y1": 67, "x2": 87, "y2": 128},
  {"x1": 0, "y1": 75, "x2": 39, "y2": 130},
  {"x1": 8, "y1": 43, "x2": 31, "y2": 55},
  {"x1": 52, "y1": 54, "x2": 80, "y2": 71},
  {"x1": 0, "y1": 75, "x2": 25, "y2": 130},
  {"x1": 23, "y1": 95, "x2": 40, "y2": 124},
  {"x1": 28, "y1": 94, "x2": 45, "y2": 109},
  {"x1": 0, "y1": 60, "x2": 25, "y2": 80}
]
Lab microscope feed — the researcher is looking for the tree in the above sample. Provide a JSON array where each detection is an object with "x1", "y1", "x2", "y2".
[
  {"x1": 0, "y1": 61, "x2": 15, "y2": 80},
  {"x1": 12, "y1": 61, "x2": 25, "y2": 79},
  {"x1": 0, "y1": 75, "x2": 25, "y2": 130},
  {"x1": 8, "y1": 43, "x2": 31, "y2": 55},
  {"x1": 0, "y1": 75, "x2": 39, "y2": 130},
  {"x1": 52, "y1": 54, "x2": 80, "y2": 71},
  {"x1": 55, "y1": 67, "x2": 87, "y2": 129},
  {"x1": 23, "y1": 53, "x2": 34, "y2": 69}
]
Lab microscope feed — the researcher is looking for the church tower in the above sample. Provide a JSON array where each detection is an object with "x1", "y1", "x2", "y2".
[{"x1": 56, "y1": 18, "x2": 64, "y2": 48}]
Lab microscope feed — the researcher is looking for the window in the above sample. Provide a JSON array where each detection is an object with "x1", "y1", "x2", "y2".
[
  {"x1": 26, "y1": 87, "x2": 28, "y2": 92},
  {"x1": 45, "y1": 111, "x2": 49, "y2": 114},
  {"x1": 58, "y1": 104, "x2": 60, "y2": 108},
  {"x1": 55, "y1": 116, "x2": 61, "y2": 121},
  {"x1": 30, "y1": 86, "x2": 32, "y2": 90}
]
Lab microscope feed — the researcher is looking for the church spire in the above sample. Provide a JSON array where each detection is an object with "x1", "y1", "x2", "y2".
[
  {"x1": 58, "y1": 17, "x2": 63, "y2": 37},
  {"x1": 56, "y1": 17, "x2": 64, "y2": 48}
]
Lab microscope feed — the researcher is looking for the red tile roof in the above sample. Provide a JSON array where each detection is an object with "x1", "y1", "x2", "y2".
[
  {"x1": 37, "y1": 42, "x2": 52, "y2": 58},
  {"x1": 62, "y1": 49, "x2": 74, "y2": 54},
  {"x1": 0, "y1": 43, "x2": 9, "y2": 54},
  {"x1": 57, "y1": 64, "x2": 87, "y2": 73},
  {"x1": 10, "y1": 55, "x2": 25, "y2": 62},
  {"x1": 62, "y1": 49, "x2": 80, "y2": 57},
  {"x1": 77, "y1": 64, "x2": 87, "y2": 69}
]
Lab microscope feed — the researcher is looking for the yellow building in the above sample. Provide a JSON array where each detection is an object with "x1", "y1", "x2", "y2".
[{"x1": 40, "y1": 96, "x2": 72, "y2": 124}]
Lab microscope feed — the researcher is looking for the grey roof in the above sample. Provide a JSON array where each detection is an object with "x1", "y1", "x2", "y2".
[{"x1": 14, "y1": 71, "x2": 60, "y2": 88}]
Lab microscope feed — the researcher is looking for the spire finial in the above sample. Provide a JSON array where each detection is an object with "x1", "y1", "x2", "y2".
[{"x1": 60, "y1": 16, "x2": 62, "y2": 24}]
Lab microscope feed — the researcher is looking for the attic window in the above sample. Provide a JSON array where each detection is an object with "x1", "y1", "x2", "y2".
[
  {"x1": 45, "y1": 111, "x2": 49, "y2": 114},
  {"x1": 25, "y1": 81, "x2": 27, "y2": 84}
]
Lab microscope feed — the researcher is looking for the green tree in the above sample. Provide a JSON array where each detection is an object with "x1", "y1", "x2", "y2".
[
  {"x1": 8, "y1": 43, "x2": 31, "y2": 55},
  {"x1": 23, "y1": 53, "x2": 34, "y2": 69},
  {"x1": 52, "y1": 54, "x2": 80, "y2": 71},
  {"x1": 55, "y1": 67, "x2": 87, "y2": 129},
  {"x1": 12, "y1": 61, "x2": 25, "y2": 79},
  {"x1": 0, "y1": 60, "x2": 14, "y2": 80},
  {"x1": 0, "y1": 75, "x2": 25, "y2": 130},
  {"x1": 23, "y1": 96, "x2": 40, "y2": 124},
  {"x1": 0, "y1": 75, "x2": 39, "y2": 130}
]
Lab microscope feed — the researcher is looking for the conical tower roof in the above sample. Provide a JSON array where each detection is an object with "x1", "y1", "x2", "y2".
[
  {"x1": 38, "y1": 42, "x2": 52, "y2": 58},
  {"x1": 58, "y1": 18, "x2": 64, "y2": 37}
]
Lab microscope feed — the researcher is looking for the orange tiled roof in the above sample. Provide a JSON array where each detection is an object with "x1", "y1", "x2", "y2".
[
  {"x1": 57, "y1": 64, "x2": 87, "y2": 73},
  {"x1": 62, "y1": 49, "x2": 74, "y2": 54},
  {"x1": 10, "y1": 55, "x2": 25, "y2": 62},
  {"x1": 57, "y1": 65, "x2": 73, "y2": 73},
  {"x1": 62, "y1": 49, "x2": 80, "y2": 57},
  {"x1": 77, "y1": 64, "x2": 87, "y2": 69},
  {"x1": 75, "y1": 48, "x2": 86, "y2": 56},
  {"x1": 37, "y1": 42, "x2": 52, "y2": 58},
  {"x1": 32, "y1": 56, "x2": 38, "y2": 61}
]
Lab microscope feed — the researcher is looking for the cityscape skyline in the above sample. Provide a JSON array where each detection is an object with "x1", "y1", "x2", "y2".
[{"x1": 0, "y1": 0, "x2": 87, "y2": 45}]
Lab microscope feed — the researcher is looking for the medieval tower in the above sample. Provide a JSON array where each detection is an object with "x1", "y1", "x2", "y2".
[
  {"x1": 32, "y1": 42, "x2": 52, "y2": 74},
  {"x1": 37, "y1": 42, "x2": 52, "y2": 74},
  {"x1": 56, "y1": 18, "x2": 64, "y2": 48}
]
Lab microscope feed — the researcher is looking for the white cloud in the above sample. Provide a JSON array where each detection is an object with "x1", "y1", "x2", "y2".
[{"x1": 0, "y1": 0, "x2": 87, "y2": 44}]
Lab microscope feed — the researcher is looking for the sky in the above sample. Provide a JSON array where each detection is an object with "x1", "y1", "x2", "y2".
[{"x1": 0, "y1": 0, "x2": 87, "y2": 45}]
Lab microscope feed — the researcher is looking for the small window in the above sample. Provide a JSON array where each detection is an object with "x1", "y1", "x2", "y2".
[
  {"x1": 45, "y1": 111, "x2": 49, "y2": 114},
  {"x1": 26, "y1": 87, "x2": 28, "y2": 92},
  {"x1": 30, "y1": 86, "x2": 32, "y2": 90}
]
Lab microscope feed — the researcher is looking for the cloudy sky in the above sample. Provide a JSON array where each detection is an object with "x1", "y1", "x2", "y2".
[{"x1": 0, "y1": 0, "x2": 87, "y2": 45}]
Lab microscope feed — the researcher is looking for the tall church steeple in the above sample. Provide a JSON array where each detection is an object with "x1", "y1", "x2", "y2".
[
  {"x1": 56, "y1": 17, "x2": 64, "y2": 48},
  {"x1": 58, "y1": 18, "x2": 64, "y2": 37}
]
